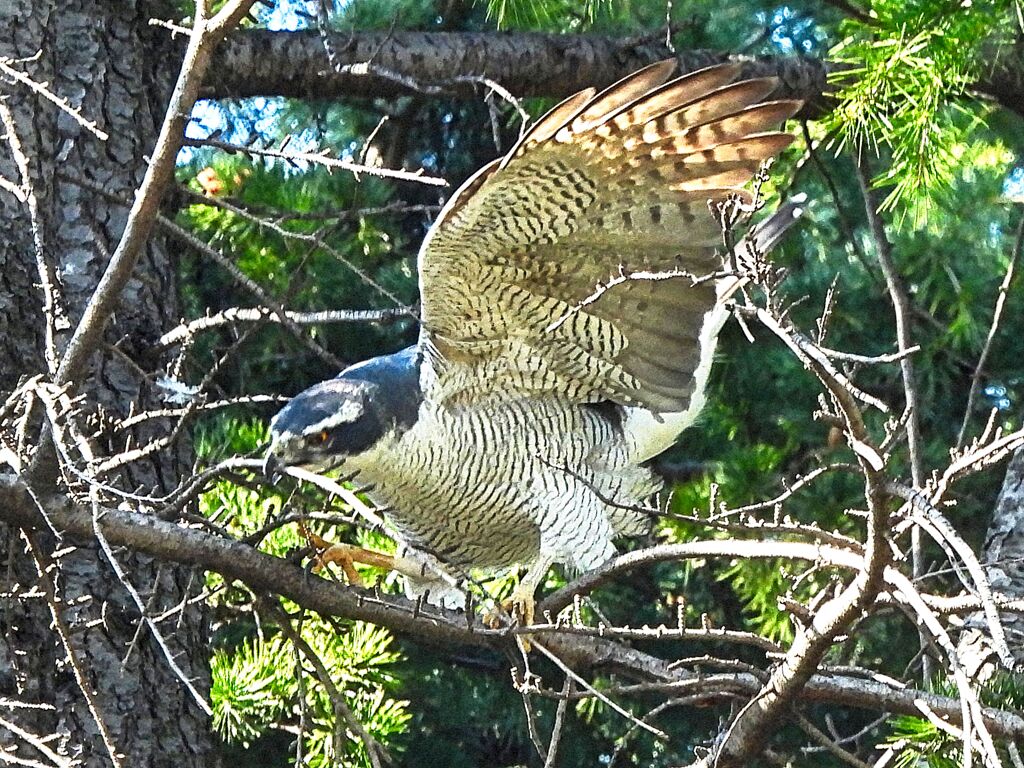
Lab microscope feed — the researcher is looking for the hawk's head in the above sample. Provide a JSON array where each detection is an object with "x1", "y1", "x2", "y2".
[
  {"x1": 266, "y1": 378, "x2": 384, "y2": 472},
  {"x1": 264, "y1": 346, "x2": 422, "y2": 476}
]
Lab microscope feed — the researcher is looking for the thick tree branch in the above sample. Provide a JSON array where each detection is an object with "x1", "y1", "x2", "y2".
[
  {"x1": 3, "y1": 472, "x2": 1023, "y2": 739},
  {"x1": 205, "y1": 30, "x2": 832, "y2": 115},
  {"x1": 203, "y1": 29, "x2": 1024, "y2": 118}
]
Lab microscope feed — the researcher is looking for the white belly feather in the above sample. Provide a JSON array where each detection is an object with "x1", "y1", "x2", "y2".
[{"x1": 624, "y1": 301, "x2": 728, "y2": 462}]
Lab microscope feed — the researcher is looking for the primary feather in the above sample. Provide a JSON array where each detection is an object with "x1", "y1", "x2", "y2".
[
  {"x1": 268, "y1": 60, "x2": 803, "y2": 611},
  {"x1": 417, "y1": 61, "x2": 800, "y2": 412}
]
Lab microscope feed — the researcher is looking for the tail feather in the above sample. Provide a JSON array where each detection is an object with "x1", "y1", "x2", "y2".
[
  {"x1": 717, "y1": 193, "x2": 807, "y2": 304},
  {"x1": 748, "y1": 192, "x2": 807, "y2": 255}
]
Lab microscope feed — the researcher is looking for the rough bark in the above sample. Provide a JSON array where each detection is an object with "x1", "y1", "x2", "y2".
[
  {"x1": 959, "y1": 447, "x2": 1024, "y2": 678},
  {"x1": 202, "y1": 28, "x2": 1024, "y2": 118},
  {"x1": 205, "y1": 29, "x2": 833, "y2": 115},
  {"x1": 3, "y1": 473, "x2": 1024, "y2": 741},
  {"x1": 0, "y1": 2, "x2": 211, "y2": 766}
]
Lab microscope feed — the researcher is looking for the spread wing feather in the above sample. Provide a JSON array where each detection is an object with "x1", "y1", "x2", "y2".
[{"x1": 417, "y1": 61, "x2": 800, "y2": 410}]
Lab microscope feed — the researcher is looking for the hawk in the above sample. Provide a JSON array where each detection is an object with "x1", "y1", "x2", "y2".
[{"x1": 264, "y1": 60, "x2": 802, "y2": 624}]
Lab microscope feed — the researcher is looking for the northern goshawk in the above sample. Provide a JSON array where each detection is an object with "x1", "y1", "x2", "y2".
[{"x1": 265, "y1": 60, "x2": 802, "y2": 623}]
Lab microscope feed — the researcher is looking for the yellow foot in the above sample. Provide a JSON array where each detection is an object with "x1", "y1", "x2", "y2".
[
  {"x1": 511, "y1": 581, "x2": 537, "y2": 652},
  {"x1": 510, "y1": 582, "x2": 536, "y2": 627},
  {"x1": 484, "y1": 583, "x2": 537, "y2": 651},
  {"x1": 302, "y1": 527, "x2": 396, "y2": 587}
]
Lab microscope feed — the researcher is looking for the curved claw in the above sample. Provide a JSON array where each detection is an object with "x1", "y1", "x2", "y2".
[
  {"x1": 302, "y1": 526, "x2": 395, "y2": 588},
  {"x1": 484, "y1": 582, "x2": 538, "y2": 650}
]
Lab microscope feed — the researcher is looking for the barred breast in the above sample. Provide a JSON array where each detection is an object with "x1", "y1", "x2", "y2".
[{"x1": 348, "y1": 395, "x2": 654, "y2": 573}]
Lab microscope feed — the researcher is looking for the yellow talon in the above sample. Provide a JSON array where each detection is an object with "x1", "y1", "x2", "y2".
[
  {"x1": 300, "y1": 523, "x2": 396, "y2": 587},
  {"x1": 483, "y1": 581, "x2": 538, "y2": 651}
]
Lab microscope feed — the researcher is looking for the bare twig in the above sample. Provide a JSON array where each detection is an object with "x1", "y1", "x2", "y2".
[
  {"x1": 532, "y1": 640, "x2": 668, "y2": 740},
  {"x1": 543, "y1": 678, "x2": 572, "y2": 768},
  {"x1": 115, "y1": 395, "x2": 286, "y2": 430},
  {"x1": 520, "y1": 684, "x2": 548, "y2": 763},
  {"x1": 795, "y1": 712, "x2": 873, "y2": 768},
  {"x1": 0, "y1": 170, "x2": 26, "y2": 201},
  {"x1": 800, "y1": 122, "x2": 883, "y2": 292},
  {"x1": 156, "y1": 213, "x2": 346, "y2": 369},
  {"x1": 0, "y1": 716, "x2": 72, "y2": 768},
  {"x1": 888, "y1": 569, "x2": 1002, "y2": 766},
  {"x1": 817, "y1": 344, "x2": 920, "y2": 365},
  {"x1": 933, "y1": 427, "x2": 1024, "y2": 500},
  {"x1": 890, "y1": 482, "x2": 1016, "y2": 670},
  {"x1": 185, "y1": 136, "x2": 447, "y2": 186},
  {"x1": 543, "y1": 539, "x2": 864, "y2": 614},
  {"x1": 266, "y1": 601, "x2": 392, "y2": 768},
  {"x1": 686, "y1": 253, "x2": 894, "y2": 764},
  {"x1": 157, "y1": 305, "x2": 413, "y2": 348},
  {"x1": 21, "y1": 531, "x2": 122, "y2": 768},
  {"x1": 89, "y1": 497, "x2": 213, "y2": 715},
  {"x1": 0, "y1": 56, "x2": 109, "y2": 140},
  {"x1": 546, "y1": 265, "x2": 716, "y2": 334},
  {"x1": 745, "y1": 305, "x2": 890, "y2": 415},
  {"x1": 957, "y1": 212, "x2": 1024, "y2": 448},
  {"x1": 0, "y1": 99, "x2": 64, "y2": 373},
  {"x1": 183, "y1": 189, "x2": 413, "y2": 310}
]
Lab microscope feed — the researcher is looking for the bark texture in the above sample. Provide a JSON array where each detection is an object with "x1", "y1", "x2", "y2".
[
  {"x1": 203, "y1": 28, "x2": 1024, "y2": 119},
  {"x1": 959, "y1": 447, "x2": 1024, "y2": 678},
  {"x1": 0, "y1": 2, "x2": 211, "y2": 766},
  {"x1": 206, "y1": 29, "x2": 833, "y2": 115}
]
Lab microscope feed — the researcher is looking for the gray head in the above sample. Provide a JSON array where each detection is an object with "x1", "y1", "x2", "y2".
[{"x1": 266, "y1": 346, "x2": 422, "y2": 473}]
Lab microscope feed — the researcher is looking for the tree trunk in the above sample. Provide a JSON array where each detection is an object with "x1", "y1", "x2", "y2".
[
  {"x1": 0, "y1": 2, "x2": 212, "y2": 766},
  {"x1": 959, "y1": 447, "x2": 1024, "y2": 679}
]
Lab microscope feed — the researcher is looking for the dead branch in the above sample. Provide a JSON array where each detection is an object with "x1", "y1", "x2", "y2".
[
  {"x1": 0, "y1": 100, "x2": 63, "y2": 375},
  {"x1": 157, "y1": 306, "x2": 413, "y2": 349},
  {"x1": 957, "y1": 213, "x2": 1024, "y2": 448},
  {"x1": 184, "y1": 136, "x2": 447, "y2": 186},
  {"x1": 5, "y1": 473, "x2": 1024, "y2": 738},
  {"x1": 21, "y1": 530, "x2": 124, "y2": 767}
]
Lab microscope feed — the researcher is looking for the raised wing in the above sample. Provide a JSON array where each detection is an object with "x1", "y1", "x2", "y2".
[{"x1": 417, "y1": 60, "x2": 800, "y2": 411}]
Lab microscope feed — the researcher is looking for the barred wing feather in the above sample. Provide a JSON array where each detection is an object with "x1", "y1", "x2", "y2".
[{"x1": 417, "y1": 60, "x2": 799, "y2": 411}]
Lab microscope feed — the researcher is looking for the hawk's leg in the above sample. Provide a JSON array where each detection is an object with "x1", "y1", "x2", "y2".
[
  {"x1": 485, "y1": 554, "x2": 554, "y2": 647},
  {"x1": 304, "y1": 529, "x2": 426, "y2": 586},
  {"x1": 509, "y1": 554, "x2": 554, "y2": 627}
]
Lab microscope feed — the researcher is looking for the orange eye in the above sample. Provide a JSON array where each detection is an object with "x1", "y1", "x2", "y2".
[{"x1": 319, "y1": 430, "x2": 329, "y2": 443}]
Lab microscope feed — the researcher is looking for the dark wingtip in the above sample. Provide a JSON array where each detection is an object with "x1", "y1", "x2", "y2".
[{"x1": 751, "y1": 192, "x2": 807, "y2": 253}]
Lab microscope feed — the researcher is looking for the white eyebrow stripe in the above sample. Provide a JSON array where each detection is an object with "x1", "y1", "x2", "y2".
[{"x1": 301, "y1": 400, "x2": 364, "y2": 434}]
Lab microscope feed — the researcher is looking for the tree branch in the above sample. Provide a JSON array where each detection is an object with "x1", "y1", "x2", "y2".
[
  {"x1": 156, "y1": 306, "x2": 413, "y2": 349},
  {"x1": 3, "y1": 473, "x2": 1021, "y2": 739},
  {"x1": 205, "y1": 30, "x2": 832, "y2": 115},
  {"x1": 202, "y1": 29, "x2": 1024, "y2": 118}
]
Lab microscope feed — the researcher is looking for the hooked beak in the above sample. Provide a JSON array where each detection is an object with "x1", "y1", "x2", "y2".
[{"x1": 262, "y1": 444, "x2": 283, "y2": 483}]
